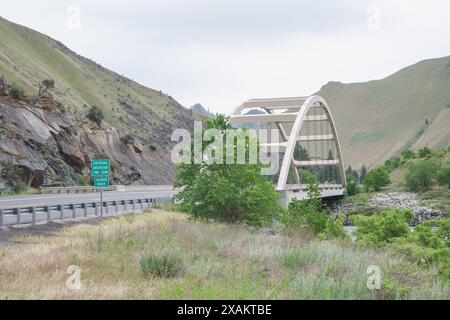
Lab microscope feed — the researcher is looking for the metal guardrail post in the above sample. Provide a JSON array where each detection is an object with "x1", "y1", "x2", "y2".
[
  {"x1": 105, "y1": 201, "x2": 109, "y2": 214},
  {"x1": 72, "y1": 204, "x2": 76, "y2": 219},
  {"x1": 84, "y1": 203, "x2": 87, "y2": 217},
  {"x1": 132, "y1": 199, "x2": 135, "y2": 212},
  {"x1": 0, "y1": 209, "x2": 4, "y2": 227},
  {"x1": 46, "y1": 206, "x2": 50, "y2": 221},
  {"x1": 17, "y1": 208, "x2": 21, "y2": 225},
  {"x1": 115, "y1": 201, "x2": 118, "y2": 213},
  {"x1": 147, "y1": 198, "x2": 151, "y2": 208},
  {"x1": 60, "y1": 205, "x2": 64, "y2": 220},
  {"x1": 140, "y1": 199, "x2": 144, "y2": 210},
  {"x1": 123, "y1": 200, "x2": 127, "y2": 212},
  {"x1": 31, "y1": 207, "x2": 36, "y2": 226},
  {"x1": 94, "y1": 202, "x2": 98, "y2": 216}
]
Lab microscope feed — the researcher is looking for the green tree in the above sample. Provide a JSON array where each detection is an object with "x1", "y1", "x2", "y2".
[
  {"x1": 87, "y1": 105, "x2": 104, "y2": 127},
  {"x1": 437, "y1": 166, "x2": 450, "y2": 188},
  {"x1": 174, "y1": 115, "x2": 280, "y2": 226},
  {"x1": 405, "y1": 160, "x2": 439, "y2": 192},
  {"x1": 364, "y1": 167, "x2": 390, "y2": 192},
  {"x1": 346, "y1": 175, "x2": 359, "y2": 196},
  {"x1": 360, "y1": 164, "x2": 367, "y2": 183}
]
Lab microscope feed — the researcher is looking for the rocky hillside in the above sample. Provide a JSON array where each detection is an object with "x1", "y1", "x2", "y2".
[
  {"x1": 0, "y1": 17, "x2": 199, "y2": 187},
  {"x1": 317, "y1": 56, "x2": 450, "y2": 170},
  {"x1": 190, "y1": 103, "x2": 214, "y2": 118}
]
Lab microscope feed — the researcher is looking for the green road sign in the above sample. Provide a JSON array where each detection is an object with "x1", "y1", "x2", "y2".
[
  {"x1": 94, "y1": 176, "x2": 109, "y2": 188},
  {"x1": 91, "y1": 159, "x2": 110, "y2": 177}
]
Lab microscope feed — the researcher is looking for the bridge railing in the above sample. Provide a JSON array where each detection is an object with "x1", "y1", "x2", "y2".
[
  {"x1": 40, "y1": 185, "x2": 125, "y2": 194},
  {"x1": 0, "y1": 196, "x2": 173, "y2": 227}
]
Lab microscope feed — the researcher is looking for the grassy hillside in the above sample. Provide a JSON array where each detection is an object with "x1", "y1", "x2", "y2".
[
  {"x1": 318, "y1": 56, "x2": 450, "y2": 169},
  {"x1": 1, "y1": 210, "x2": 448, "y2": 299},
  {"x1": 0, "y1": 16, "x2": 196, "y2": 147}
]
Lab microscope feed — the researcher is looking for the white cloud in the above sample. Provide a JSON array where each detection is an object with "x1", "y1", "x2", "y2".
[{"x1": 1, "y1": 0, "x2": 450, "y2": 113}]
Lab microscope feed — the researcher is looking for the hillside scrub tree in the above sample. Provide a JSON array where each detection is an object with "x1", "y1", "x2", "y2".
[
  {"x1": 405, "y1": 160, "x2": 439, "y2": 192},
  {"x1": 10, "y1": 84, "x2": 25, "y2": 99},
  {"x1": 174, "y1": 115, "x2": 280, "y2": 226},
  {"x1": 38, "y1": 79, "x2": 55, "y2": 96},
  {"x1": 87, "y1": 105, "x2": 104, "y2": 127},
  {"x1": 364, "y1": 167, "x2": 390, "y2": 192}
]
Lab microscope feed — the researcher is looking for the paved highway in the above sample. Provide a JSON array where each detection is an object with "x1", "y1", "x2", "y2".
[{"x1": 0, "y1": 186, "x2": 177, "y2": 210}]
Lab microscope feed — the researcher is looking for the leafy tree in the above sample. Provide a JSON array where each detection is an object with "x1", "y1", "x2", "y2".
[
  {"x1": 87, "y1": 105, "x2": 104, "y2": 127},
  {"x1": 360, "y1": 164, "x2": 367, "y2": 183},
  {"x1": 364, "y1": 166, "x2": 390, "y2": 192},
  {"x1": 346, "y1": 175, "x2": 360, "y2": 196},
  {"x1": 174, "y1": 115, "x2": 280, "y2": 226},
  {"x1": 405, "y1": 160, "x2": 439, "y2": 192},
  {"x1": 384, "y1": 157, "x2": 401, "y2": 172},
  {"x1": 437, "y1": 166, "x2": 450, "y2": 189}
]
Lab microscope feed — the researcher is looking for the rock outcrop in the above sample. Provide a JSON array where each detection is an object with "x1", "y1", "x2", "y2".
[{"x1": 0, "y1": 96, "x2": 179, "y2": 188}]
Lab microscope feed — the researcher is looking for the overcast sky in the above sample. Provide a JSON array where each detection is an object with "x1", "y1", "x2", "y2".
[{"x1": 2, "y1": 0, "x2": 450, "y2": 113}]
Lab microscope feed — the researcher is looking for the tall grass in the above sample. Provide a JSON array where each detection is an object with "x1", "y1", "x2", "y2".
[{"x1": 0, "y1": 210, "x2": 448, "y2": 299}]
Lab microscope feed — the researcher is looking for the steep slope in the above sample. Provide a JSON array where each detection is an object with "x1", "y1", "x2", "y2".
[
  {"x1": 0, "y1": 16, "x2": 196, "y2": 147},
  {"x1": 317, "y1": 56, "x2": 450, "y2": 170},
  {"x1": 0, "y1": 17, "x2": 199, "y2": 187}
]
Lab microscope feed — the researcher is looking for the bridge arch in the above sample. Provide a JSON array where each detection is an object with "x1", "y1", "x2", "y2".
[{"x1": 229, "y1": 95, "x2": 346, "y2": 204}]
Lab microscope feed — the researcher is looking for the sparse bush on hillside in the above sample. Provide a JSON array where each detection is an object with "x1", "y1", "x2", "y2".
[
  {"x1": 1, "y1": 161, "x2": 27, "y2": 194},
  {"x1": 364, "y1": 167, "x2": 390, "y2": 192},
  {"x1": 87, "y1": 105, "x2": 104, "y2": 127},
  {"x1": 56, "y1": 101, "x2": 66, "y2": 113},
  {"x1": 121, "y1": 133, "x2": 135, "y2": 145},
  {"x1": 10, "y1": 84, "x2": 25, "y2": 99},
  {"x1": 38, "y1": 79, "x2": 55, "y2": 96},
  {"x1": 384, "y1": 156, "x2": 401, "y2": 173},
  {"x1": 360, "y1": 164, "x2": 367, "y2": 183},
  {"x1": 405, "y1": 160, "x2": 439, "y2": 192}
]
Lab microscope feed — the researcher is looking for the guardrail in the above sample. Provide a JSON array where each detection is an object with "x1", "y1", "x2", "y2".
[
  {"x1": 41, "y1": 185, "x2": 121, "y2": 194},
  {"x1": 0, "y1": 196, "x2": 172, "y2": 227}
]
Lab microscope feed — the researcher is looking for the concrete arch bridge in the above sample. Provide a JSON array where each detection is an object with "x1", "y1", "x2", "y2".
[{"x1": 229, "y1": 95, "x2": 346, "y2": 207}]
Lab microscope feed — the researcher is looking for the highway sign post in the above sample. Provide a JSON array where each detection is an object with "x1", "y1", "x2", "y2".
[{"x1": 91, "y1": 159, "x2": 110, "y2": 216}]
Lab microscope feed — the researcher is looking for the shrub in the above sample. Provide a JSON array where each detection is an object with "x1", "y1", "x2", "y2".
[
  {"x1": 405, "y1": 160, "x2": 439, "y2": 192},
  {"x1": 384, "y1": 157, "x2": 401, "y2": 172},
  {"x1": 139, "y1": 250, "x2": 183, "y2": 278},
  {"x1": 56, "y1": 102, "x2": 66, "y2": 113},
  {"x1": 282, "y1": 178, "x2": 347, "y2": 239},
  {"x1": 87, "y1": 105, "x2": 104, "y2": 127},
  {"x1": 10, "y1": 84, "x2": 25, "y2": 99},
  {"x1": 418, "y1": 146, "x2": 432, "y2": 158},
  {"x1": 364, "y1": 167, "x2": 390, "y2": 192},
  {"x1": 352, "y1": 210, "x2": 412, "y2": 247},
  {"x1": 402, "y1": 149, "x2": 416, "y2": 160},
  {"x1": 39, "y1": 79, "x2": 55, "y2": 96},
  {"x1": 77, "y1": 175, "x2": 88, "y2": 186}
]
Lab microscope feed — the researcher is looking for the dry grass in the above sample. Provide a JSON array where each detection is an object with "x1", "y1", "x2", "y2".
[{"x1": 0, "y1": 209, "x2": 448, "y2": 300}]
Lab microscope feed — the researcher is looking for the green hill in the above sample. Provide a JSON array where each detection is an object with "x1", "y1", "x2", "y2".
[
  {"x1": 0, "y1": 16, "x2": 196, "y2": 147},
  {"x1": 318, "y1": 56, "x2": 450, "y2": 170}
]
